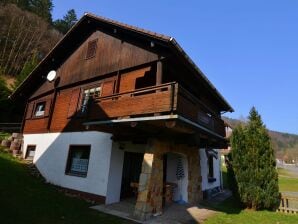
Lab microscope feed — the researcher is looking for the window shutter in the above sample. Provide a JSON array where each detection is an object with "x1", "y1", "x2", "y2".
[
  {"x1": 25, "y1": 101, "x2": 35, "y2": 119},
  {"x1": 86, "y1": 39, "x2": 98, "y2": 59},
  {"x1": 44, "y1": 98, "x2": 52, "y2": 117},
  {"x1": 101, "y1": 80, "x2": 115, "y2": 97},
  {"x1": 67, "y1": 88, "x2": 81, "y2": 118}
]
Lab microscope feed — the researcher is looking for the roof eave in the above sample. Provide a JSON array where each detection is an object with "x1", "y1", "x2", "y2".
[{"x1": 169, "y1": 38, "x2": 234, "y2": 113}]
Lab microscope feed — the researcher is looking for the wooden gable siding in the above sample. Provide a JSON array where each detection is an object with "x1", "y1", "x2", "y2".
[
  {"x1": 23, "y1": 94, "x2": 53, "y2": 133},
  {"x1": 23, "y1": 65, "x2": 156, "y2": 134},
  {"x1": 119, "y1": 67, "x2": 151, "y2": 93},
  {"x1": 31, "y1": 30, "x2": 159, "y2": 99},
  {"x1": 49, "y1": 88, "x2": 83, "y2": 132}
]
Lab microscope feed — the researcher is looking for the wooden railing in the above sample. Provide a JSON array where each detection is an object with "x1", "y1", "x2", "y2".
[
  {"x1": 90, "y1": 82, "x2": 225, "y2": 137},
  {"x1": 278, "y1": 194, "x2": 298, "y2": 214},
  {"x1": 0, "y1": 123, "x2": 21, "y2": 132},
  {"x1": 176, "y1": 85, "x2": 225, "y2": 136}
]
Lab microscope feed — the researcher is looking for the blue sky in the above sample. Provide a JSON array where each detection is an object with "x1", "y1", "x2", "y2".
[{"x1": 52, "y1": 1, "x2": 298, "y2": 134}]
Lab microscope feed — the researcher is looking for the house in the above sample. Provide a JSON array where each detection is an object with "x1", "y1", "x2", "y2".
[{"x1": 11, "y1": 13, "x2": 233, "y2": 221}]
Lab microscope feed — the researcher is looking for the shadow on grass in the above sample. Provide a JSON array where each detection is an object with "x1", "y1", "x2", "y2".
[
  {"x1": 0, "y1": 150, "x2": 134, "y2": 224},
  {"x1": 200, "y1": 196, "x2": 243, "y2": 215}
]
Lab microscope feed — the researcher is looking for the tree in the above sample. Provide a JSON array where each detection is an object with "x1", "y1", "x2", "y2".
[
  {"x1": 53, "y1": 9, "x2": 78, "y2": 34},
  {"x1": 0, "y1": 76, "x2": 11, "y2": 101},
  {"x1": 28, "y1": 0, "x2": 53, "y2": 23},
  {"x1": 231, "y1": 107, "x2": 280, "y2": 210},
  {"x1": 2, "y1": 0, "x2": 53, "y2": 22},
  {"x1": 14, "y1": 52, "x2": 38, "y2": 89}
]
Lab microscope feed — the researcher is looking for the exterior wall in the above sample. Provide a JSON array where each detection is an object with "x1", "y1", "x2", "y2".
[
  {"x1": 199, "y1": 148, "x2": 221, "y2": 191},
  {"x1": 166, "y1": 153, "x2": 188, "y2": 202},
  {"x1": 31, "y1": 30, "x2": 159, "y2": 98},
  {"x1": 105, "y1": 141, "x2": 147, "y2": 204},
  {"x1": 105, "y1": 142, "x2": 124, "y2": 204},
  {"x1": 134, "y1": 139, "x2": 202, "y2": 220},
  {"x1": 22, "y1": 131, "x2": 113, "y2": 198}
]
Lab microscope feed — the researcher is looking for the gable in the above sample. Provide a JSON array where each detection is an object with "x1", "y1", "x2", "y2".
[{"x1": 31, "y1": 30, "x2": 159, "y2": 98}]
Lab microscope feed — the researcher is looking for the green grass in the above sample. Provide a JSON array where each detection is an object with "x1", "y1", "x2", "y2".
[
  {"x1": 0, "y1": 131, "x2": 10, "y2": 141},
  {"x1": 0, "y1": 149, "x2": 133, "y2": 224},
  {"x1": 204, "y1": 197, "x2": 298, "y2": 224},
  {"x1": 278, "y1": 168, "x2": 298, "y2": 192},
  {"x1": 221, "y1": 164, "x2": 228, "y2": 189},
  {"x1": 209, "y1": 166, "x2": 298, "y2": 223}
]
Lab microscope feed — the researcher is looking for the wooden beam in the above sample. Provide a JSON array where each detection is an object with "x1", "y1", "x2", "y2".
[{"x1": 156, "y1": 60, "x2": 162, "y2": 85}]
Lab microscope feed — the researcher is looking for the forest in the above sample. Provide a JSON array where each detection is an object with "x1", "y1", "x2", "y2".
[{"x1": 0, "y1": 1, "x2": 77, "y2": 121}]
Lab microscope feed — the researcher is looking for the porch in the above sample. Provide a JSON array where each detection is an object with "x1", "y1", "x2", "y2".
[{"x1": 91, "y1": 190, "x2": 232, "y2": 223}]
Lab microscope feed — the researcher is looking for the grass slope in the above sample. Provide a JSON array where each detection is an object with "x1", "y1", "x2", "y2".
[{"x1": 0, "y1": 150, "x2": 132, "y2": 224}]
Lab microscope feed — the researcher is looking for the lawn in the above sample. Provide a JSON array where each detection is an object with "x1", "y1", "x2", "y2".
[
  {"x1": 204, "y1": 197, "x2": 298, "y2": 224},
  {"x1": 278, "y1": 168, "x2": 298, "y2": 192},
  {"x1": 0, "y1": 149, "x2": 133, "y2": 224},
  {"x1": 210, "y1": 166, "x2": 298, "y2": 224}
]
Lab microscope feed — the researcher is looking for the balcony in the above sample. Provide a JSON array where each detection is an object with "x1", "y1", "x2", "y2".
[{"x1": 87, "y1": 82, "x2": 226, "y2": 138}]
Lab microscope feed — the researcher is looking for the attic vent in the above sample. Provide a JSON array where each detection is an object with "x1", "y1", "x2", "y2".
[{"x1": 86, "y1": 39, "x2": 98, "y2": 59}]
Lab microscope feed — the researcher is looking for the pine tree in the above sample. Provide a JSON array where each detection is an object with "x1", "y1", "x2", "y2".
[
  {"x1": 231, "y1": 107, "x2": 280, "y2": 210},
  {"x1": 53, "y1": 9, "x2": 78, "y2": 34}
]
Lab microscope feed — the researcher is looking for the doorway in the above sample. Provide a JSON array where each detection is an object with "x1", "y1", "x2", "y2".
[{"x1": 120, "y1": 152, "x2": 144, "y2": 199}]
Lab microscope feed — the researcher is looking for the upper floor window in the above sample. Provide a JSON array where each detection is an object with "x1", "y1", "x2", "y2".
[
  {"x1": 34, "y1": 102, "x2": 46, "y2": 117},
  {"x1": 80, "y1": 87, "x2": 101, "y2": 114},
  {"x1": 86, "y1": 39, "x2": 98, "y2": 59}
]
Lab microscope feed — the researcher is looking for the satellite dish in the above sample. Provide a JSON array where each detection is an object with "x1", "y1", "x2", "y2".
[{"x1": 46, "y1": 70, "x2": 56, "y2": 82}]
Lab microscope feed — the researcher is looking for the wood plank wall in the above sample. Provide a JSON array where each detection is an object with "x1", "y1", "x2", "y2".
[{"x1": 31, "y1": 31, "x2": 159, "y2": 99}]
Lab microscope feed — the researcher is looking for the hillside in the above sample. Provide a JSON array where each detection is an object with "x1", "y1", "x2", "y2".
[{"x1": 223, "y1": 117, "x2": 298, "y2": 162}]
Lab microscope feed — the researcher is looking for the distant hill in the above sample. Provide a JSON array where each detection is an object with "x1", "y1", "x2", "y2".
[{"x1": 223, "y1": 117, "x2": 298, "y2": 162}]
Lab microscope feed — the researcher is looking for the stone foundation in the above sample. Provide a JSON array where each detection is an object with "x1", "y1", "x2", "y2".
[{"x1": 134, "y1": 139, "x2": 202, "y2": 221}]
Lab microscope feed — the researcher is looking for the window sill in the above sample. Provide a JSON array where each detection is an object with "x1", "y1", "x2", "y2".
[
  {"x1": 208, "y1": 177, "x2": 217, "y2": 183},
  {"x1": 28, "y1": 115, "x2": 49, "y2": 120},
  {"x1": 65, "y1": 172, "x2": 87, "y2": 178}
]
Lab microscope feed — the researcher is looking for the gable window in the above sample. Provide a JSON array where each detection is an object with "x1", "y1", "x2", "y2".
[
  {"x1": 25, "y1": 145, "x2": 36, "y2": 160},
  {"x1": 66, "y1": 145, "x2": 91, "y2": 177},
  {"x1": 86, "y1": 39, "x2": 98, "y2": 59},
  {"x1": 34, "y1": 102, "x2": 46, "y2": 117},
  {"x1": 80, "y1": 87, "x2": 101, "y2": 114}
]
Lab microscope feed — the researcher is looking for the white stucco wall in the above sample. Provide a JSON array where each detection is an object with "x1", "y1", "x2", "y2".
[
  {"x1": 105, "y1": 142, "x2": 124, "y2": 204},
  {"x1": 199, "y1": 148, "x2": 221, "y2": 191},
  {"x1": 23, "y1": 131, "x2": 113, "y2": 198},
  {"x1": 166, "y1": 153, "x2": 188, "y2": 202},
  {"x1": 105, "y1": 141, "x2": 147, "y2": 204}
]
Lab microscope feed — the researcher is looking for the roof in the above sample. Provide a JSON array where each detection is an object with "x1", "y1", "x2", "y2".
[{"x1": 10, "y1": 13, "x2": 234, "y2": 112}]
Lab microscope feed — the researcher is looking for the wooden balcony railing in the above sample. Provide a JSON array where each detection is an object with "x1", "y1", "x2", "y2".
[{"x1": 88, "y1": 82, "x2": 225, "y2": 137}]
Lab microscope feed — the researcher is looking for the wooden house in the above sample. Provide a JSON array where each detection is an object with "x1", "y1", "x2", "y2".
[{"x1": 11, "y1": 13, "x2": 233, "y2": 220}]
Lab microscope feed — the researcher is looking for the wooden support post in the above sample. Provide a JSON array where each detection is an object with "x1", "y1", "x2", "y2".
[
  {"x1": 156, "y1": 60, "x2": 162, "y2": 86},
  {"x1": 155, "y1": 60, "x2": 163, "y2": 116}
]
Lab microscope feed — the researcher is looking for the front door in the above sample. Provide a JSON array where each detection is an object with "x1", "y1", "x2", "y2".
[{"x1": 120, "y1": 152, "x2": 144, "y2": 199}]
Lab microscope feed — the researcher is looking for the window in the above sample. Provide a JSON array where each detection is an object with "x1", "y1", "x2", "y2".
[
  {"x1": 86, "y1": 39, "x2": 98, "y2": 59},
  {"x1": 208, "y1": 155, "x2": 214, "y2": 178},
  {"x1": 34, "y1": 102, "x2": 46, "y2": 117},
  {"x1": 26, "y1": 145, "x2": 36, "y2": 159},
  {"x1": 66, "y1": 145, "x2": 91, "y2": 177},
  {"x1": 80, "y1": 87, "x2": 101, "y2": 114},
  {"x1": 206, "y1": 149, "x2": 218, "y2": 182}
]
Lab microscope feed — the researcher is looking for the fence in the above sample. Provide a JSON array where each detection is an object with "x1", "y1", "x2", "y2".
[
  {"x1": 278, "y1": 193, "x2": 298, "y2": 214},
  {"x1": 0, "y1": 123, "x2": 21, "y2": 132}
]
